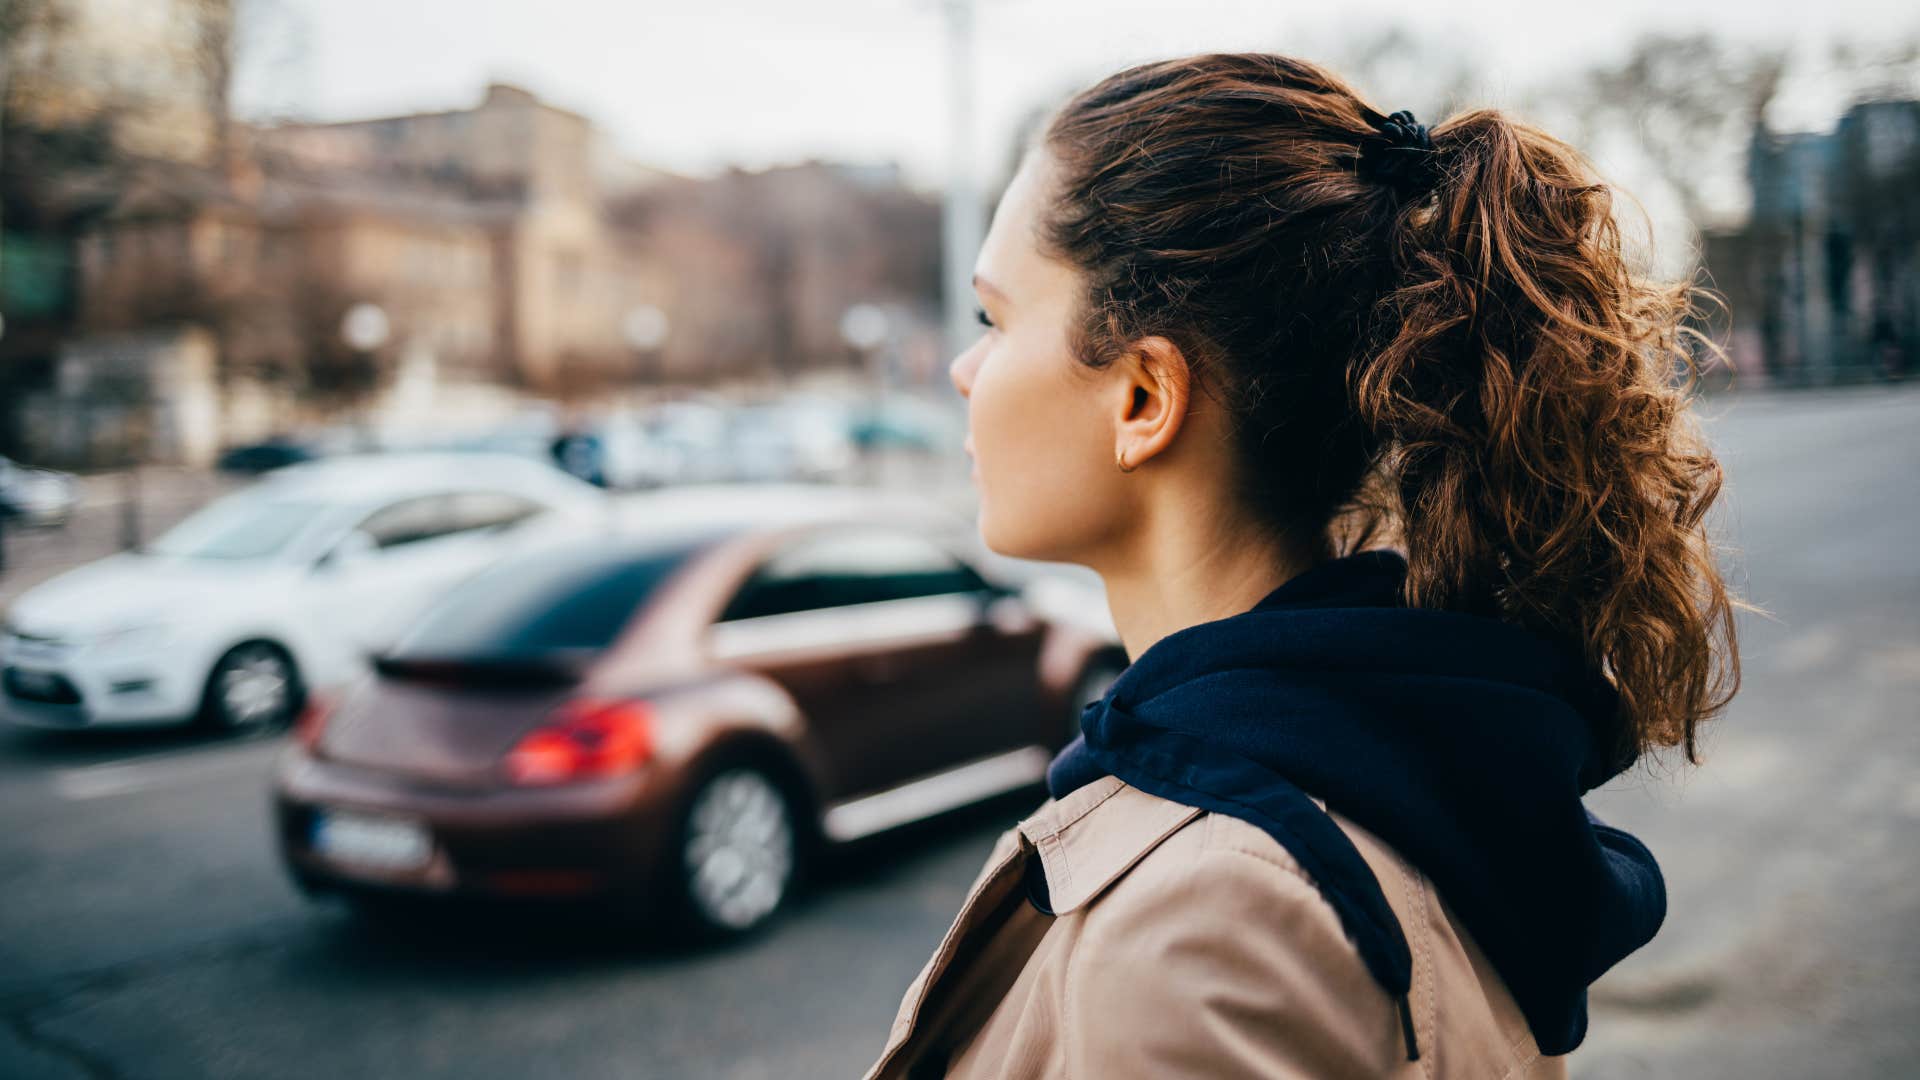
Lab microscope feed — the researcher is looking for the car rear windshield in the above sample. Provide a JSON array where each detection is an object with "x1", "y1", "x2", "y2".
[{"x1": 390, "y1": 542, "x2": 699, "y2": 659}]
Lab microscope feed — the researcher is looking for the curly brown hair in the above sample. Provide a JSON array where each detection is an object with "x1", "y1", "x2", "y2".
[{"x1": 1039, "y1": 53, "x2": 1742, "y2": 766}]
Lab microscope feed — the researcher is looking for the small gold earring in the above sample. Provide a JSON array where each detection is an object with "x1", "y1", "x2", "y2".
[{"x1": 1116, "y1": 449, "x2": 1137, "y2": 474}]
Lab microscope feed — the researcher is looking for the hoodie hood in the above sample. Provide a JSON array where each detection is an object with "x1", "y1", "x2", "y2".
[{"x1": 1047, "y1": 549, "x2": 1665, "y2": 1057}]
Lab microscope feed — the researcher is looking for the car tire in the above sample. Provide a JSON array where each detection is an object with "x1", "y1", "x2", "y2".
[
  {"x1": 669, "y1": 762, "x2": 801, "y2": 940},
  {"x1": 1067, "y1": 658, "x2": 1126, "y2": 740},
  {"x1": 198, "y1": 641, "x2": 303, "y2": 734}
]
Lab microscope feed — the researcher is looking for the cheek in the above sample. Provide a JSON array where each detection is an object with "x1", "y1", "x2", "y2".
[{"x1": 971, "y1": 342, "x2": 1121, "y2": 561}]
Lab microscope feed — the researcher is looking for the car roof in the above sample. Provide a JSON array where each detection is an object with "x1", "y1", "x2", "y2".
[{"x1": 605, "y1": 483, "x2": 970, "y2": 538}]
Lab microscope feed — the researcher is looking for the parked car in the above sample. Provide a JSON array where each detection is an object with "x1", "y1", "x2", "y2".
[
  {"x1": 635, "y1": 401, "x2": 735, "y2": 487},
  {"x1": 725, "y1": 402, "x2": 858, "y2": 483},
  {"x1": 436, "y1": 428, "x2": 557, "y2": 465},
  {"x1": 848, "y1": 397, "x2": 965, "y2": 453},
  {"x1": 217, "y1": 436, "x2": 322, "y2": 475},
  {"x1": 0, "y1": 455, "x2": 81, "y2": 528},
  {"x1": 274, "y1": 484, "x2": 1127, "y2": 937},
  {"x1": 0, "y1": 453, "x2": 609, "y2": 733}
]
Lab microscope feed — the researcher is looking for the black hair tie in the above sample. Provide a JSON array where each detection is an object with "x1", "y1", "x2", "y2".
[{"x1": 1358, "y1": 109, "x2": 1440, "y2": 195}]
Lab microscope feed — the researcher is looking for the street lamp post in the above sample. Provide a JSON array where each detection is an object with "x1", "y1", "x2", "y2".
[
  {"x1": 940, "y1": 0, "x2": 984, "y2": 363},
  {"x1": 341, "y1": 302, "x2": 391, "y2": 354},
  {"x1": 623, "y1": 305, "x2": 670, "y2": 389},
  {"x1": 340, "y1": 302, "x2": 390, "y2": 449},
  {"x1": 842, "y1": 302, "x2": 890, "y2": 485}
]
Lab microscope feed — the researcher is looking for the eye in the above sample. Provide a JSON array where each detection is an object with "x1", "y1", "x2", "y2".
[{"x1": 974, "y1": 307, "x2": 995, "y2": 329}]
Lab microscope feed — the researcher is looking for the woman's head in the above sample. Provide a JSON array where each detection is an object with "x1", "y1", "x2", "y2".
[{"x1": 951, "y1": 52, "x2": 1741, "y2": 767}]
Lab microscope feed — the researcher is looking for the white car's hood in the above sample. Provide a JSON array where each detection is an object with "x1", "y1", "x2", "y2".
[{"x1": 5, "y1": 553, "x2": 290, "y2": 640}]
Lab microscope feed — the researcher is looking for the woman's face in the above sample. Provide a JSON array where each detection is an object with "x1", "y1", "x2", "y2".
[{"x1": 950, "y1": 151, "x2": 1133, "y2": 563}]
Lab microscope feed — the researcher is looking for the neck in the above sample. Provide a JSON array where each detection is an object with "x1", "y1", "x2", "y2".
[{"x1": 1092, "y1": 491, "x2": 1307, "y2": 661}]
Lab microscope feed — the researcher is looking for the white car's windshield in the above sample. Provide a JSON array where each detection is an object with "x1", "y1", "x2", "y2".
[{"x1": 146, "y1": 495, "x2": 333, "y2": 561}]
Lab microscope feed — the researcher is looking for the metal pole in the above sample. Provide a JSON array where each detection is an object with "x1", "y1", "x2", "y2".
[{"x1": 940, "y1": 0, "x2": 984, "y2": 364}]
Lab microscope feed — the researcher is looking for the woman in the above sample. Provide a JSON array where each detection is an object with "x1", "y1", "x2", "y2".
[{"x1": 864, "y1": 52, "x2": 1742, "y2": 1079}]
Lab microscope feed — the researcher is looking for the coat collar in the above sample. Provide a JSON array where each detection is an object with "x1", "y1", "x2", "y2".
[
  {"x1": 1015, "y1": 776, "x2": 1206, "y2": 914},
  {"x1": 863, "y1": 779, "x2": 1208, "y2": 1080}
]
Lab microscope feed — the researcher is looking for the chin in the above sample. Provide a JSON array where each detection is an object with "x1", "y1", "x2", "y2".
[{"x1": 977, "y1": 497, "x2": 1081, "y2": 565}]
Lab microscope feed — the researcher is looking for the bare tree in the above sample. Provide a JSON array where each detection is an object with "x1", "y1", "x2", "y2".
[
  {"x1": 185, "y1": 0, "x2": 235, "y2": 169},
  {"x1": 1564, "y1": 34, "x2": 1787, "y2": 234},
  {"x1": 1828, "y1": 38, "x2": 1920, "y2": 103},
  {"x1": 1308, "y1": 25, "x2": 1483, "y2": 121}
]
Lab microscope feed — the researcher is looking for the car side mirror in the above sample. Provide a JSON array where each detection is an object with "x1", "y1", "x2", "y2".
[{"x1": 315, "y1": 529, "x2": 378, "y2": 573}]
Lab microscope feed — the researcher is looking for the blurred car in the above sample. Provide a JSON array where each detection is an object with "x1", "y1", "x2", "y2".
[
  {"x1": 725, "y1": 403, "x2": 857, "y2": 483},
  {"x1": 548, "y1": 428, "x2": 608, "y2": 487},
  {"x1": 597, "y1": 410, "x2": 679, "y2": 490},
  {"x1": 848, "y1": 397, "x2": 965, "y2": 453},
  {"x1": 0, "y1": 453, "x2": 610, "y2": 733},
  {"x1": 0, "y1": 455, "x2": 80, "y2": 528},
  {"x1": 437, "y1": 428, "x2": 557, "y2": 464},
  {"x1": 274, "y1": 485, "x2": 1128, "y2": 937},
  {"x1": 216, "y1": 436, "x2": 321, "y2": 475},
  {"x1": 635, "y1": 401, "x2": 735, "y2": 486}
]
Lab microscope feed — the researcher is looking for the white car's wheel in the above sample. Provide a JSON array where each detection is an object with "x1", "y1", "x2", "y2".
[
  {"x1": 675, "y1": 765, "x2": 798, "y2": 937},
  {"x1": 201, "y1": 642, "x2": 301, "y2": 733}
]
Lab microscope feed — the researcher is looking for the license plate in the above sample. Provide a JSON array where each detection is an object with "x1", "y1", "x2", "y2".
[{"x1": 310, "y1": 810, "x2": 432, "y2": 871}]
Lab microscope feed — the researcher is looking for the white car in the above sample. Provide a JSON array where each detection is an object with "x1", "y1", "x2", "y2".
[
  {"x1": 0, "y1": 455, "x2": 81, "y2": 528},
  {"x1": 726, "y1": 403, "x2": 858, "y2": 483},
  {"x1": 0, "y1": 453, "x2": 609, "y2": 733}
]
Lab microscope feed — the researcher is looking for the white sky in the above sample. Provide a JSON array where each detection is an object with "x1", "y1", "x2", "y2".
[{"x1": 233, "y1": 0, "x2": 1918, "y2": 191}]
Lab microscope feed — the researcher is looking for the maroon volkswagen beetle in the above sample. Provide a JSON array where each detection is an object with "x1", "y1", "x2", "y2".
[{"x1": 274, "y1": 486, "x2": 1125, "y2": 936}]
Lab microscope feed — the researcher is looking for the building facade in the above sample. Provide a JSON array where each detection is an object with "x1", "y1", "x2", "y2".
[
  {"x1": 1703, "y1": 99, "x2": 1920, "y2": 386},
  {"x1": 5, "y1": 57, "x2": 943, "y2": 464}
]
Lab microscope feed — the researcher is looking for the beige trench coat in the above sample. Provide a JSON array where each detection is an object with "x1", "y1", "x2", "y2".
[{"x1": 864, "y1": 775, "x2": 1566, "y2": 1079}]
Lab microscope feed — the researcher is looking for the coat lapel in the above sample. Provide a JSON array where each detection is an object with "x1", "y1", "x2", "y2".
[{"x1": 864, "y1": 778, "x2": 1206, "y2": 1079}]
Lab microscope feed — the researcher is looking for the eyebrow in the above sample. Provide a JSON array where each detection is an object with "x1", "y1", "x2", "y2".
[{"x1": 972, "y1": 274, "x2": 1008, "y2": 303}]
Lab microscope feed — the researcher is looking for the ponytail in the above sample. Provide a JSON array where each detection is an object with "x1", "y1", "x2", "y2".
[
  {"x1": 1354, "y1": 109, "x2": 1741, "y2": 763},
  {"x1": 1040, "y1": 55, "x2": 1743, "y2": 768}
]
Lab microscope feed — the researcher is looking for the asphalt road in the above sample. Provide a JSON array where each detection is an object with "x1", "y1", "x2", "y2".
[{"x1": 1, "y1": 384, "x2": 1915, "y2": 1079}]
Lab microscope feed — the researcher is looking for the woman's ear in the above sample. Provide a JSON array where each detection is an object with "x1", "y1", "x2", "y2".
[{"x1": 1113, "y1": 335, "x2": 1192, "y2": 471}]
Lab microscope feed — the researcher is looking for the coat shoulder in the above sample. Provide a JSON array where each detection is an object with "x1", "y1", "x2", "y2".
[
  {"x1": 1048, "y1": 782, "x2": 1340, "y2": 919},
  {"x1": 1056, "y1": 807, "x2": 1410, "y2": 1076},
  {"x1": 1072, "y1": 804, "x2": 1368, "y2": 966}
]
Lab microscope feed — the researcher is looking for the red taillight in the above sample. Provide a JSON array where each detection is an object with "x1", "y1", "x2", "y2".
[
  {"x1": 294, "y1": 693, "x2": 333, "y2": 751},
  {"x1": 503, "y1": 698, "x2": 654, "y2": 786}
]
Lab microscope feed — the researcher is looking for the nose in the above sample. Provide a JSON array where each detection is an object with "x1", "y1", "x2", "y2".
[{"x1": 949, "y1": 340, "x2": 980, "y2": 400}]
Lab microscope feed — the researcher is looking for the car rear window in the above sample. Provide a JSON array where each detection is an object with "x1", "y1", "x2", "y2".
[{"x1": 389, "y1": 542, "x2": 699, "y2": 659}]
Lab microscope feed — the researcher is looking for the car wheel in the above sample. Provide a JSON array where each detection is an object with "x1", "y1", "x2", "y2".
[
  {"x1": 1067, "y1": 660, "x2": 1126, "y2": 740},
  {"x1": 201, "y1": 642, "x2": 302, "y2": 733},
  {"x1": 673, "y1": 765, "x2": 798, "y2": 938}
]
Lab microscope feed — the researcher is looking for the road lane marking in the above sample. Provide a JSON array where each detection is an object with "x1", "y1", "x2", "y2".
[{"x1": 52, "y1": 746, "x2": 278, "y2": 800}]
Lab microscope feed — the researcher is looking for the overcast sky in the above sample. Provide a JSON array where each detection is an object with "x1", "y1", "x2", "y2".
[{"x1": 232, "y1": 0, "x2": 1917, "y2": 194}]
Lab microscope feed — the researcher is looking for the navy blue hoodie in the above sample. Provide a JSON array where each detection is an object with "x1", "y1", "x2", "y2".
[{"x1": 1046, "y1": 549, "x2": 1665, "y2": 1059}]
